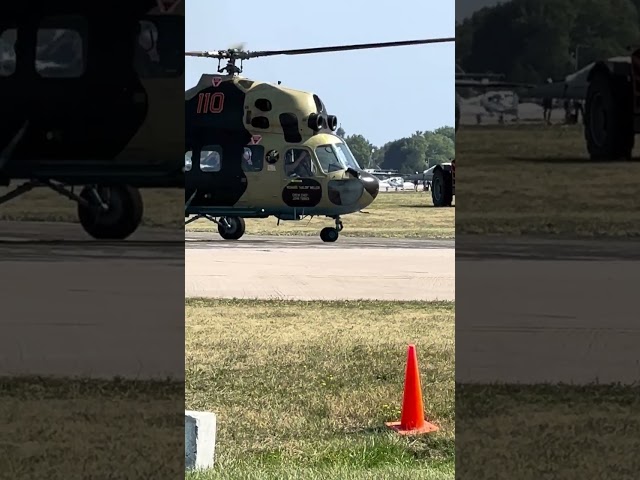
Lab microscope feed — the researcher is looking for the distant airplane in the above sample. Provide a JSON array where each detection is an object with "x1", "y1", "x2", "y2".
[
  {"x1": 526, "y1": 56, "x2": 631, "y2": 100},
  {"x1": 456, "y1": 65, "x2": 534, "y2": 126}
]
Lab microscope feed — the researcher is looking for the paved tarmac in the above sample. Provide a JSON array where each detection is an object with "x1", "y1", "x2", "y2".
[
  {"x1": 0, "y1": 221, "x2": 184, "y2": 380},
  {"x1": 456, "y1": 235, "x2": 640, "y2": 385},
  {"x1": 185, "y1": 232, "x2": 455, "y2": 301}
]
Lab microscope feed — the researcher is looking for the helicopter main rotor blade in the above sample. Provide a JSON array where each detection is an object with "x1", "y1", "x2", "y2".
[
  {"x1": 244, "y1": 37, "x2": 454, "y2": 59},
  {"x1": 456, "y1": 79, "x2": 534, "y2": 89},
  {"x1": 185, "y1": 50, "x2": 223, "y2": 58}
]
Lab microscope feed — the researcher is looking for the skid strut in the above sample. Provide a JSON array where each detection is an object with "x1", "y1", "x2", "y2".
[
  {"x1": 0, "y1": 179, "x2": 104, "y2": 209},
  {"x1": 184, "y1": 213, "x2": 227, "y2": 228}
]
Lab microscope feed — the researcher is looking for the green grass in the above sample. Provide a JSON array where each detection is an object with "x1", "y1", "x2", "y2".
[
  {"x1": 456, "y1": 383, "x2": 640, "y2": 479},
  {"x1": 457, "y1": 124, "x2": 640, "y2": 236},
  {"x1": 185, "y1": 299, "x2": 455, "y2": 479},
  {"x1": 186, "y1": 191, "x2": 455, "y2": 239},
  {"x1": 0, "y1": 187, "x2": 183, "y2": 229},
  {"x1": 0, "y1": 377, "x2": 184, "y2": 478}
]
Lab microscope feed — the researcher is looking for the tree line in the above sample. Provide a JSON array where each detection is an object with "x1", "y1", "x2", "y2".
[
  {"x1": 456, "y1": 0, "x2": 640, "y2": 84},
  {"x1": 337, "y1": 126, "x2": 455, "y2": 175}
]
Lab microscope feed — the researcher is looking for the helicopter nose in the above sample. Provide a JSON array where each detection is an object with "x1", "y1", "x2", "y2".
[{"x1": 360, "y1": 172, "x2": 379, "y2": 201}]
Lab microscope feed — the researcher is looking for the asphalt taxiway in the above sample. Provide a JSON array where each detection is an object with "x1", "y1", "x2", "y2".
[
  {"x1": 185, "y1": 232, "x2": 455, "y2": 301},
  {"x1": 456, "y1": 235, "x2": 640, "y2": 385},
  {"x1": 1, "y1": 221, "x2": 183, "y2": 379}
]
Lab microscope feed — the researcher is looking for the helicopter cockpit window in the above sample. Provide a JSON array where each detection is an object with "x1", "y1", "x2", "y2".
[
  {"x1": 315, "y1": 145, "x2": 348, "y2": 174},
  {"x1": 35, "y1": 27, "x2": 85, "y2": 78},
  {"x1": 185, "y1": 151, "x2": 192, "y2": 172},
  {"x1": 200, "y1": 147, "x2": 222, "y2": 173},
  {"x1": 285, "y1": 149, "x2": 315, "y2": 178},
  {"x1": 0, "y1": 29, "x2": 17, "y2": 77},
  {"x1": 242, "y1": 146, "x2": 264, "y2": 172},
  {"x1": 334, "y1": 142, "x2": 361, "y2": 170},
  {"x1": 135, "y1": 17, "x2": 183, "y2": 78}
]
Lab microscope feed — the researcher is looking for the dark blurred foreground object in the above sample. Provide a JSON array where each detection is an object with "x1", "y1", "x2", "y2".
[
  {"x1": 0, "y1": 0, "x2": 184, "y2": 239},
  {"x1": 526, "y1": 49, "x2": 640, "y2": 161}
]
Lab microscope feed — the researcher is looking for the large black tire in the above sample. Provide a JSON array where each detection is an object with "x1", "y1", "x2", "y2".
[
  {"x1": 78, "y1": 185, "x2": 143, "y2": 240},
  {"x1": 218, "y1": 216, "x2": 245, "y2": 240},
  {"x1": 431, "y1": 167, "x2": 453, "y2": 207},
  {"x1": 320, "y1": 227, "x2": 339, "y2": 243},
  {"x1": 584, "y1": 69, "x2": 634, "y2": 160}
]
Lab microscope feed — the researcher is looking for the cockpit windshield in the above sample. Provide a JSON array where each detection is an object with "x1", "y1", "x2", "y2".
[
  {"x1": 315, "y1": 145, "x2": 348, "y2": 173},
  {"x1": 315, "y1": 142, "x2": 362, "y2": 173},
  {"x1": 334, "y1": 142, "x2": 361, "y2": 170}
]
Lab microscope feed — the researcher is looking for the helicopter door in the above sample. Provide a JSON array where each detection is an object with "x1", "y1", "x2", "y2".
[
  {"x1": 187, "y1": 144, "x2": 248, "y2": 207},
  {"x1": 281, "y1": 147, "x2": 323, "y2": 209},
  {"x1": 132, "y1": 15, "x2": 184, "y2": 165},
  {"x1": 0, "y1": 23, "x2": 20, "y2": 169},
  {"x1": 29, "y1": 16, "x2": 89, "y2": 160},
  {"x1": 235, "y1": 145, "x2": 265, "y2": 204}
]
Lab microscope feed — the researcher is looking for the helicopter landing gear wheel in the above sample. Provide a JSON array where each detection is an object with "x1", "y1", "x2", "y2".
[
  {"x1": 320, "y1": 227, "x2": 339, "y2": 243},
  {"x1": 321, "y1": 217, "x2": 342, "y2": 243},
  {"x1": 218, "y1": 216, "x2": 246, "y2": 240},
  {"x1": 77, "y1": 185, "x2": 143, "y2": 240}
]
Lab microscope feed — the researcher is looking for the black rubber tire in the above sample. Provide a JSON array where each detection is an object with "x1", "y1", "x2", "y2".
[
  {"x1": 320, "y1": 227, "x2": 339, "y2": 243},
  {"x1": 431, "y1": 168, "x2": 453, "y2": 207},
  {"x1": 78, "y1": 185, "x2": 143, "y2": 240},
  {"x1": 584, "y1": 70, "x2": 634, "y2": 160},
  {"x1": 218, "y1": 216, "x2": 246, "y2": 240}
]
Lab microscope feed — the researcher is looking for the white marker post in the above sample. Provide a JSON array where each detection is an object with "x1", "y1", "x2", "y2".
[{"x1": 185, "y1": 410, "x2": 217, "y2": 470}]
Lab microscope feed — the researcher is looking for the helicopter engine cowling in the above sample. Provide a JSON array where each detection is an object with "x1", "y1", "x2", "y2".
[
  {"x1": 307, "y1": 113, "x2": 325, "y2": 131},
  {"x1": 327, "y1": 115, "x2": 338, "y2": 131}
]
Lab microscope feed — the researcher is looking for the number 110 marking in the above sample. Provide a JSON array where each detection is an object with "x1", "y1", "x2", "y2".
[{"x1": 197, "y1": 92, "x2": 225, "y2": 114}]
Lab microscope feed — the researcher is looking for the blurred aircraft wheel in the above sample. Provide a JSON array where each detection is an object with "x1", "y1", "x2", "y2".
[
  {"x1": 78, "y1": 185, "x2": 143, "y2": 240},
  {"x1": 218, "y1": 216, "x2": 246, "y2": 240}
]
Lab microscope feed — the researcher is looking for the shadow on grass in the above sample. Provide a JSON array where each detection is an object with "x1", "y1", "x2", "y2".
[
  {"x1": 508, "y1": 155, "x2": 640, "y2": 165},
  {"x1": 396, "y1": 204, "x2": 456, "y2": 209}
]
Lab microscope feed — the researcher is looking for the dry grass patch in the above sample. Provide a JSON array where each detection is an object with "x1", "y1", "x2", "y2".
[
  {"x1": 0, "y1": 187, "x2": 183, "y2": 229},
  {"x1": 186, "y1": 191, "x2": 454, "y2": 239},
  {"x1": 457, "y1": 124, "x2": 640, "y2": 236},
  {"x1": 0, "y1": 377, "x2": 183, "y2": 478},
  {"x1": 185, "y1": 299, "x2": 455, "y2": 480},
  {"x1": 457, "y1": 383, "x2": 640, "y2": 479}
]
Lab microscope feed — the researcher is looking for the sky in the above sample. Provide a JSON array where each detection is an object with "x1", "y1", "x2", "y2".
[{"x1": 185, "y1": 0, "x2": 455, "y2": 147}]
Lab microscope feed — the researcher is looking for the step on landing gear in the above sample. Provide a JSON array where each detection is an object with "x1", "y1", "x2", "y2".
[
  {"x1": 0, "y1": 180, "x2": 143, "y2": 240},
  {"x1": 320, "y1": 216, "x2": 343, "y2": 243}
]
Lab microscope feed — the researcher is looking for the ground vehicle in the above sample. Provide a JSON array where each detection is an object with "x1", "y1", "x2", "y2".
[
  {"x1": 524, "y1": 52, "x2": 640, "y2": 160},
  {"x1": 583, "y1": 52, "x2": 638, "y2": 160},
  {"x1": 406, "y1": 162, "x2": 454, "y2": 206}
]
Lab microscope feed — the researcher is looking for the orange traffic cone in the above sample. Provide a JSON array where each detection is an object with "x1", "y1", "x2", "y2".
[{"x1": 385, "y1": 344, "x2": 439, "y2": 435}]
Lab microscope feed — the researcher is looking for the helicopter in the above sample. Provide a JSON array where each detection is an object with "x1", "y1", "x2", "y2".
[
  {"x1": 0, "y1": 0, "x2": 184, "y2": 240},
  {"x1": 185, "y1": 36, "x2": 455, "y2": 242}
]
